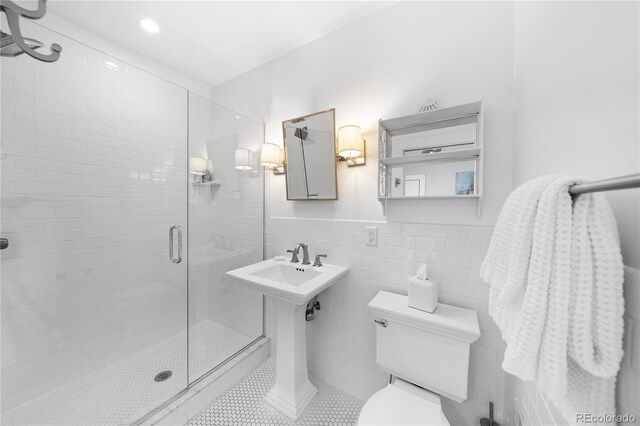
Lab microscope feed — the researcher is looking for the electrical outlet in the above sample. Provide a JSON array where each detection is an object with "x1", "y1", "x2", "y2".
[{"x1": 365, "y1": 226, "x2": 377, "y2": 246}]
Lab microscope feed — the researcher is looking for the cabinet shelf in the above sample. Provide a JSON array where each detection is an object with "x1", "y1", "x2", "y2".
[
  {"x1": 380, "y1": 148, "x2": 481, "y2": 167},
  {"x1": 191, "y1": 181, "x2": 222, "y2": 186},
  {"x1": 377, "y1": 101, "x2": 484, "y2": 217},
  {"x1": 378, "y1": 194, "x2": 480, "y2": 201}
]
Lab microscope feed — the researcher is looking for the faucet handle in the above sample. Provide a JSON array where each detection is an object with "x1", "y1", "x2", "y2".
[
  {"x1": 287, "y1": 249, "x2": 299, "y2": 263},
  {"x1": 313, "y1": 254, "x2": 327, "y2": 267}
]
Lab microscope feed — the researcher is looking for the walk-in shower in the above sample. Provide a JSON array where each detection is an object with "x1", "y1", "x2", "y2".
[{"x1": 0, "y1": 19, "x2": 264, "y2": 425}]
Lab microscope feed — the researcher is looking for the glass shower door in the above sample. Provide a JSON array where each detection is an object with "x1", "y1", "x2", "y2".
[
  {"x1": 187, "y1": 93, "x2": 264, "y2": 383},
  {"x1": 0, "y1": 22, "x2": 188, "y2": 425}
]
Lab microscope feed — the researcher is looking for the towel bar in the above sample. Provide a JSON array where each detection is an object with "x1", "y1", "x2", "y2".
[{"x1": 569, "y1": 173, "x2": 640, "y2": 195}]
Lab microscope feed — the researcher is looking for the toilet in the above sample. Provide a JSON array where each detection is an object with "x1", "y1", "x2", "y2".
[{"x1": 358, "y1": 291, "x2": 481, "y2": 425}]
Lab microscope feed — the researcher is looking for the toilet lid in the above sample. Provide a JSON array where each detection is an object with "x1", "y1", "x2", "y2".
[{"x1": 357, "y1": 383, "x2": 450, "y2": 426}]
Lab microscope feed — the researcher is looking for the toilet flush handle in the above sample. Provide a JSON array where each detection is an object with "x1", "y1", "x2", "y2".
[{"x1": 374, "y1": 319, "x2": 388, "y2": 327}]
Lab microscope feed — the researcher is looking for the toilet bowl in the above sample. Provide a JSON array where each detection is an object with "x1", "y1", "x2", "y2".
[
  {"x1": 358, "y1": 291, "x2": 480, "y2": 426},
  {"x1": 357, "y1": 378, "x2": 450, "y2": 425}
]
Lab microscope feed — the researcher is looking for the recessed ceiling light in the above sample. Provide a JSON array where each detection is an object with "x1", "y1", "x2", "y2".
[{"x1": 140, "y1": 19, "x2": 159, "y2": 33}]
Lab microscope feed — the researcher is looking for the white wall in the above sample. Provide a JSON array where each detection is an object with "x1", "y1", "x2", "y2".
[
  {"x1": 213, "y1": 1, "x2": 515, "y2": 226},
  {"x1": 212, "y1": 2, "x2": 515, "y2": 424},
  {"x1": 41, "y1": 12, "x2": 211, "y2": 99},
  {"x1": 508, "y1": 2, "x2": 640, "y2": 425},
  {"x1": 212, "y1": 2, "x2": 640, "y2": 425},
  {"x1": 511, "y1": 1, "x2": 640, "y2": 269}
]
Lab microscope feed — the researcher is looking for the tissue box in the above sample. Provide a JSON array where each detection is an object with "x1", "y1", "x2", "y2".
[{"x1": 408, "y1": 277, "x2": 438, "y2": 313}]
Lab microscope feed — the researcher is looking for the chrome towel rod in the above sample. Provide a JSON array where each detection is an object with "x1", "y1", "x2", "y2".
[{"x1": 569, "y1": 173, "x2": 640, "y2": 195}]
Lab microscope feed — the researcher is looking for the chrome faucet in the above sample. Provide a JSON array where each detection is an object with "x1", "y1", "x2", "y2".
[
  {"x1": 313, "y1": 254, "x2": 327, "y2": 267},
  {"x1": 287, "y1": 243, "x2": 310, "y2": 265}
]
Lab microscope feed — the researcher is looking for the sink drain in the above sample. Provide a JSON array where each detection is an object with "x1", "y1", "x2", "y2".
[{"x1": 154, "y1": 370, "x2": 172, "y2": 382}]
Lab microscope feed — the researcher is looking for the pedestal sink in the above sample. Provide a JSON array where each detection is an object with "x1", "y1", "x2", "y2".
[{"x1": 226, "y1": 258, "x2": 348, "y2": 420}]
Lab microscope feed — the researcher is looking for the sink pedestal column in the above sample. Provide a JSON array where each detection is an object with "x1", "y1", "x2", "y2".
[{"x1": 264, "y1": 299, "x2": 317, "y2": 420}]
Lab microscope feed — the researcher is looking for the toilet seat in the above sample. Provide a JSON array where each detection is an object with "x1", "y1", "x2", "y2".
[{"x1": 357, "y1": 379, "x2": 450, "y2": 426}]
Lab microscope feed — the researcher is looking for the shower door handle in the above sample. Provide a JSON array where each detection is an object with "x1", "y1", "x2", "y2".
[{"x1": 169, "y1": 225, "x2": 182, "y2": 264}]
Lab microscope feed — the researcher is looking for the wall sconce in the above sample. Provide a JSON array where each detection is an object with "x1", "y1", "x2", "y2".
[
  {"x1": 337, "y1": 125, "x2": 366, "y2": 167},
  {"x1": 234, "y1": 148, "x2": 253, "y2": 170},
  {"x1": 260, "y1": 143, "x2": 285, "y2": 175},
  {"x1": 189, "y1": 156, "x2": 212, "y2": 183}
]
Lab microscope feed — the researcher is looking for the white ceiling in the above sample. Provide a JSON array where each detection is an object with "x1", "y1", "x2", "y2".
[{"x1": 47, "y1": 1, "x2": 393, "y2": 87}]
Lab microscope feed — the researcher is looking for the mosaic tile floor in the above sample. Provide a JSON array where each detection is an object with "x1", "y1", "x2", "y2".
[
  {"x1": 188, "y1": 359, "x2": 364, "y2": 426},
  {"x1": 2, "y1": 320, "x2": 253, "y2": 426}
]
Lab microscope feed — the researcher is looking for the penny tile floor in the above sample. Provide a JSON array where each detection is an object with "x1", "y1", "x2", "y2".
[{"x1": 188, "y1": 359, "x2": 363, "y2": 425}]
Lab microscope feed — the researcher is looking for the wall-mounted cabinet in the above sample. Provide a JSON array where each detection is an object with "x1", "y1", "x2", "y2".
[{"x1": 378, "y1": 101, "x2": 483, "y2": 216}]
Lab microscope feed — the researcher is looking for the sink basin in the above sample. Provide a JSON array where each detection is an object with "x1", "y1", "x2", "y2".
[
  {"x1": 250, "y1": 264, "x2": 320, "y2": 286},
  {"x1": 226, "y1": 258, "x2": 348, "y2": 305},
  {"x1": 225, "y1": 258, "x2": 349, "y2": 420}
]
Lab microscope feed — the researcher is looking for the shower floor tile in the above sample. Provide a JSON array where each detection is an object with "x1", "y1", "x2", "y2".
[
  {"x1": 2, "y1": 320, "x2": 253, "y2": 426},
  {"x1": 187, "y1": 359, "x2": 363, "y2": 426}
]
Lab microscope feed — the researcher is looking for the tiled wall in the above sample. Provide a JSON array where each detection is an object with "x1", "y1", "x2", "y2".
[
  {"x1": 504, "y1": 267, "x2": 640, "y2": 426},
  {"x1": 617, "y1": 267, "x2": 640, "y2": 423},
  {"x1": 0, "y1": 27, "x2": 188, "y2": 411},
  {"x1": 187, "y1": 94, "x2": 265, "y2": 362},
  {"x1": 506, "y1": 374, "x2": 567, "y2": 426},
  {"x1": 263, "y1": 192, "x2": 507, "y2": 425}
]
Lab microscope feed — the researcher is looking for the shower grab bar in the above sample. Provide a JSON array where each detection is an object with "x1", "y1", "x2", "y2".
[{"x1": 169, "y1": 225, "x2": 182, "y2": 264}]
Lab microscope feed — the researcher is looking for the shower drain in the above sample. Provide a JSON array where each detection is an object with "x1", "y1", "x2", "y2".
[{"x1": 154, "y1": 370, "x2": 172, "y2": 382}]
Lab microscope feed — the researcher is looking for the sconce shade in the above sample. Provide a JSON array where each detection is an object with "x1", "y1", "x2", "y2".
[
  {"x1": 235, "y1": 148, "x2": 252, "y2": 170},
  {"x1": 189, "y1": 157, "x2": 207, "y2": 174},
  {"x1": 260, "y1": 143, "x2": 282, "y2": 168},
  {"x1": 337, "y1": 125, "x2": 363, "y2": 158}
]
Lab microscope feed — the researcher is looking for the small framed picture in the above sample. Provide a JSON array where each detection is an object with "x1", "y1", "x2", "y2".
[{"x1": 455, "y1": 171, "x2": 475, "y2": 195}]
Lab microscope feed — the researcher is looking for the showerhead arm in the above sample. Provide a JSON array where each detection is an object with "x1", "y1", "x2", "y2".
[{"x1": 0, "y1": 0, "x2": 61, "y2": 62}]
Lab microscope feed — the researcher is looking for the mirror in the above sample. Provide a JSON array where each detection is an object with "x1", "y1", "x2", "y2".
[
  {"x1": 282, "y1": 109, "x2": 337, "y2": 200},
  {"x1": 389, "y1": 116, "x2": 477, "y2": 157},
  {"x1": 386, "y1": 116, "x2": 478, "y2": 198},
  {"x1": 390, "y1": 159, "x2": 477, "y2": 197}
]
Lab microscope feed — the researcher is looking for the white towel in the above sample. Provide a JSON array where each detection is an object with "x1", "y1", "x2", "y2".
[{"x1": 481, "y1": 174, "x2": 624, "y2": 425}]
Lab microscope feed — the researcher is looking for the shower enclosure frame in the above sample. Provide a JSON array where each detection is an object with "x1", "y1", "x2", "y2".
[
  {"x1": 130, "y1": 92, "x2": 267, "y2": 426},
  {"x1": 0, "y1": 19, "x2": 267, "y2": 425}
]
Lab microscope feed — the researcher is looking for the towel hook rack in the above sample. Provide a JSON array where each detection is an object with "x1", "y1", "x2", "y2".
[
  {"x1": 569, "y1": 173, "x2": 640, "y2": 195},
  {"x1": 0, "y1": 0, "x2": 62, "y2": 62}
]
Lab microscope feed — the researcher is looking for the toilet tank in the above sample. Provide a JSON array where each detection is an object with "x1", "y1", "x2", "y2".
[{"x1": 368, "y1": 291, "x2": 480, "y2": 402}]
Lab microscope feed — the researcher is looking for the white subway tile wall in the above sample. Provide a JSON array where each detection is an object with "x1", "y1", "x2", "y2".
[
  {"x1": 617, "y1": 267, "x2": 640, "y2": 423},
  {"x1": 504, "y1": 267, "x2": 640, "y2": 426},
  {"x1": 263, "y1": 208, "x2": 507, "y2": 425},
  {"x1": 1, "y1": 26, "x2": 189, "y2": 417},
  {"x1": 507, "y1": 375, "x2": 567, "y2": 426},
  {"x1": 187, "y1": 94, "x2": 265, "y2": 384}
]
